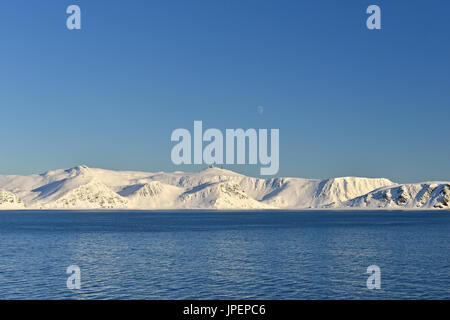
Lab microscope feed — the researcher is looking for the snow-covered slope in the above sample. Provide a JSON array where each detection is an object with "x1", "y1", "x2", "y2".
[
  {"x1": 260, "y1": 176, "x2": 395, "y2": 209},
  {"x1": 119, "y1": 181, "x2": 184, "y2": 209},
  {"x1": 344, "y1": 183, "x2": 450, "y2": 209},
  {"x1": 178, "y1": 181, "x2": 273, "y2": 209},
  {"x1": 0, "y1": 191, "x2": 25, "y2": 209},
  {"x1": 0, "y1": 165, "x2": 447, "y2": 210},
  {"x1": 27, "y1": 166, "x2": 128, "y2": 209}
]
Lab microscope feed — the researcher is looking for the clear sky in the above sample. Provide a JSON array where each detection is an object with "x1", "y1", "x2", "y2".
[{"x1": 0, "y1": 0, "x2": 449, "y2": 182}]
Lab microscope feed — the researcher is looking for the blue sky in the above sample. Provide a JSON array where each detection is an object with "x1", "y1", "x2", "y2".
[{"x1": 0, "y1": 0, "x2": 449, "y2": 182}]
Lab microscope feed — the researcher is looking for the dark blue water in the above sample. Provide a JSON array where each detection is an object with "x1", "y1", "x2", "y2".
[{"x1": 0, "y1": 210, "x2": 449, "y2": 300}]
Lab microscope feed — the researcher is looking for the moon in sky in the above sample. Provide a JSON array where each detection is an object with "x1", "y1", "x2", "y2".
[{"x1": 257, "y1": 106, "x2": 264, "y2": 115}]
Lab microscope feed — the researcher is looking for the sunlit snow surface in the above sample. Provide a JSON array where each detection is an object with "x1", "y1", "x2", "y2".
[{"x1": 0, "y1": 166, "x2": 448, "y2": 210}]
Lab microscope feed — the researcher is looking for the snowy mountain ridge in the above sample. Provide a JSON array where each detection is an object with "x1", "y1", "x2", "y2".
[{"x1": 0, "y1": 166, "x2": 448, "y2": 210}]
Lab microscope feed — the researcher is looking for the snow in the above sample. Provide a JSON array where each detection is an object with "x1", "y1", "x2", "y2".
[
  {"x1": 344, "y1": 182, "x2": 450, "y2": 209},
  {"x1": 0, "y1": 190, "x2": 25, "y2": 209},
  {"x1": 0, "y1": 166, "x2": 448, "y2": 210}
]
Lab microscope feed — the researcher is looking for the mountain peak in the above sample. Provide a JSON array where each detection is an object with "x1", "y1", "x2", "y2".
[
  {"x1": 199, "y1": 166, "x2": 242, "y2": 176},
  {"x1": 65, "y1": 165, "x2": 90, "y2": 176}
]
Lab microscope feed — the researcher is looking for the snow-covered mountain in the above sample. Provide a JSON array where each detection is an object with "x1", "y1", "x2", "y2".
[
  {"x1": 0, "y1": 190, "x2": 25, "y2": 209},
  {"x1": 0, "y1": 165, "x2": 448, "y2": 210},
  {"x1": 343, "y1": 183, "x2": 450, "y2": 209}
]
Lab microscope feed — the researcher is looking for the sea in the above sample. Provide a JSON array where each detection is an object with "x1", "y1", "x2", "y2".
[{"x1": 0, "y1": 210, "x2": 449, "y2": 299}]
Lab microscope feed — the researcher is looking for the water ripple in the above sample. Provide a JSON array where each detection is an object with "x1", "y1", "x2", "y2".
[{"x1": 0, "y1": 210, "x2": 449, "y2": 299}]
